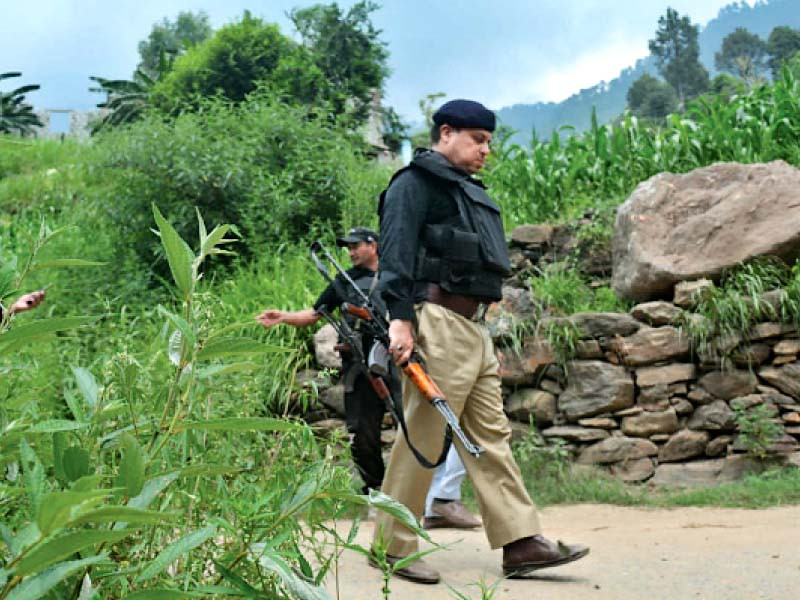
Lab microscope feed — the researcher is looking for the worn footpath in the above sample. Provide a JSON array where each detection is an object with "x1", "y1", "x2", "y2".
[{"x1": 323, "y1": 504, "x2": 800, "y2": 600}]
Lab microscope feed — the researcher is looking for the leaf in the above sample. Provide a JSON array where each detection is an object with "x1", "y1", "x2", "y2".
[
  {"x1": 52, "y1": 432, "x2": 67, "y2": 481},
  {"x1": 157, "y1": 306, "x2": 196, "y2": 349},
  {"x1": 175, "y1": 464, "x2": 239, "y2": 478},
  {"x1": 62, "y1": 447, "x2": 91, "y2": 482},
  {"x1": 15, "y1": 530, "x2": 135, "y2": 577},
  {"x1": 30, "y1": 259, "x2": 106, "y2": 270},
  {"x1": 0, "y1": 317, "x2": 96, "y2": 354},
  {"x1": 256, "y1": 551, "x2": 332, "y2": 600},
  {"x1": 127, "y1": 472, "x2": 180, "y2": 510},
  {"x1": 70, "y1": 506, "x2": 174, "y2": 527},
  {"x1": 116, "y1": 434, "x2": 145, "y2": 497},
  {"x1": 6, "y1": 555, "x2": 107, "y2": 600},
  {"x1": 36, "y1": 490, "x2": 108, "y2": 535},
  {"x1": 195, "y1": 337, "x2": 278, "y2": 361},
  {"x1": 123, "y1": 591, "x2": 202, "y2": 599},
  {"x1": 152, "y1": 204, "x2": 195, "y2": 299},
  {"x1": 175, "y1": 417, "x2": 298, "y2": 433},
  {"x1": 135, "y1": 525, "x2": 216, "y2": 583},
  {"x1": 195, "y1": 362, "x2": 258, "y2": 380},
  {"x1": 71, "y1": 366, "x2": 99, "y2": 408},
  {"x1": 27, "y1": 420, "x2": 86, "y2": 433}
]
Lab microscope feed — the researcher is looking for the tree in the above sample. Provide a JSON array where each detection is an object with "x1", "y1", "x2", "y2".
[
  {"x1": 137, "y1": 11, "x2": 212, "y2": 77},
  {"x1": 626, "y1": 74, "x2": 678, "y2": 120},
  {"x1": 151, "y1": 12, "x2": 330, "y2": 113},
  {"x1": 289, "y1": 1, "x2": 389, "y2": 124},
  {"x1": 766, "y1": 26, "x2": 800, "y2": 78},
  {"x1": 89, "y1": 68, "x2": 159, "y2": 132},
  {"x1": 409, "y1": 91, "x2": 445, "y2": 148},
  {"x1": 0, "y1": 72, "x2": 42, "y2": 136},
  {"x1": 709, "y1": 73, "x2": 748, "y2": 100},
  {"x1": 648, "y1": 8, "x2": 709, "y2": 104},
  {"x1": 715, "y1": 28, "x2": 767, "y2": 83}
]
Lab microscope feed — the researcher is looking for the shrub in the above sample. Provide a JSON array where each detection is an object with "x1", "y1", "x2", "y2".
[{"x1": 94, "y1": 91, "x2": 388, "y2": 275}]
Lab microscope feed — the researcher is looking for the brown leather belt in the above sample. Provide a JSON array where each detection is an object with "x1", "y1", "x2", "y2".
[{"x1": 426, "y1": 283, "x2": 489, "y2": 321}]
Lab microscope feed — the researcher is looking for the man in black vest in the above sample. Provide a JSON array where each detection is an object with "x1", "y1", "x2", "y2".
[
  {"x1": 372, "y1": 100, "x2": 589, "y2": 584},
  {"x1": 256, "y1": 228, "x2": 475, "y2": 515}
]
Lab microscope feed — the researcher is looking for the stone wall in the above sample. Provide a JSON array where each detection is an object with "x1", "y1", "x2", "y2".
[{"x1": 491, "y1": 283, "x2": 799, "y2": 486}]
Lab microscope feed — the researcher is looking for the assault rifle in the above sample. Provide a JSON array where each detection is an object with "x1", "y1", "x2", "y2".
[{"x1": 310, "y1": 241, "x2": 484, "y2": 463}]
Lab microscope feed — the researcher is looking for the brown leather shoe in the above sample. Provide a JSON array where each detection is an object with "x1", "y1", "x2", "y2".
[
  {"x1": 423, "y1": 500, "x2": 482, "y2": 529},
  {"x1": 502, "y1": 535, "x2": 589, "y2": 577},
  {"x1": 368, "y1": 555, "x2": 440, "y2": 584}
]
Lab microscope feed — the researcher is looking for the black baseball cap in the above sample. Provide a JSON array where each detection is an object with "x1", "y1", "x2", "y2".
[{"x1": 336, "y1": 227, "x2": 379, "y2": 247}]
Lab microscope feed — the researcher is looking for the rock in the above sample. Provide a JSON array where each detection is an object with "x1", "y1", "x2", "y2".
[
  {"x1": 505, "y1": 389, "x2": 557, "y2": 425},
  {"x1": 636, "y1": 363, "x2": 696, "y2": 387},
  {"x1": 731, "y1": 343, "x2": 771, "y2": 368},
  {"x1": 496, "y1": 349, "x2": 536, "y2": 386},
  {"x1": 312, "y1": 418, "x2": 347, "y2": 436},
  {"x1": 748, "y1": 322, "x2": 796, "y2": 340},
  {"x1": 773, "y1": 339, "x2": 800, "y2": 355},
  {"x1": 615, "y1": 407, "x2": 643, "y2": 417},
  {"x1": 609, "y1": 457, "x2": 655, "y2": 482},
  {"x1": 687, "y1": 400, "x2": 736, "y2": 430},
  {"x1": 773, "y1": 355, "x2": 798, "y2": 366},
  {"x1": 782, "y1": 412, "x2": 800, "y2": 425},
  {"x1": 541, "y1": 426, "x2": 609, "y2": 443},
  {"x1": 651, "y1": 459, "x2": 724, "y2": 487},
  {"x1": 673, "y1": 280, "x2": 715, "y2": 308},
  {"x1": 757, "y1": 386, "x2": 796, "y2": 406},
  {"x1": 319, "y1": 384, "x2": 346, "y2": 417},
  {"x1": 639, "y1": 397, "x2": 671, "y2": 412},
  {"x1": 718, "y1": 455, "x2": 771, "y2": 481},
  {"x1": 558, "y1": 361, "x2": 634, "y2": 420},
  {"x1": 539, "y1": 379, "x2": 563, "y2": 395},
  {"x1": 511, "y1": 224, "x2": 554, "y2": 246},
  {"x1": 612, "y1": 326, "x2": 690, "y2": 366},
  {"x1": 380, "y1": 428, "x2": 397, "y2": 446},
  {"x1": 669, "y1": 383, "x2": 688, "y2": 395},
  {"x1": 612, "y1": 161, "x2": 800, "y2": 301},
  {"x1": 313, "y1": 324, "x2": 342, "y2": 369},
  {"x1": 605, "y1": 351, "x2": 620, "y2": 364},
  {"x1": 508, "y1": 247, "x2": 532, "y2": 271},
  {"x1": 788, "y1": 452, "x2": 800, "y2": 469},
  {"x1": 630, "y1": 301, "x2": 683, "y2": 326},
  {"x1": 569, "y1": 312, "x2": 641, "y2": 338},
  {"x1": 577, "y1": 436, "x2": 658, "y2": 464},
  {"x1": 758, "y1": 363, "x2": 800, "y2": 399},
  {"x1": 688, "y1": 386, "x2": 715, "y2": 405},
  {"x1": 699, "y1": 370, "x2": 758, "y2": 400},
  {"x1": 671, "y1": 398, "x2": 694, "y2": 415},
  {"x1": 659, "y1": 430, "x2": 710, "y2": 462},
  {"x1": 578, "y1": 417, "x2": 617, "y2": 429},
  {"x1": 621, "y1": 408, "x2": 679, "y2": 437},
  {"x1": 575, "y1": 339, "x2": 604, "y2": 359},
  {"x1": 650, "y1": 433, "x2": 671, "y2": 442},
  {"x1": 638, "y1": 384, "x2": 669, "y2": 404},
  {"x1": 729, "y1": 394, "x2": 765, "y2": 411},
  {"x1": 485, "y1": 286, "x2": 538, "y2": 340},
  {"x1": 706, "y1": 436, "x2": 732, "y2": 457}
]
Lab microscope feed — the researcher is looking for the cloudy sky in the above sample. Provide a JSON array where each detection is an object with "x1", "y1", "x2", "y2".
[{"x1": 3, "y1": 0, "x2": 755, "y2": 122}]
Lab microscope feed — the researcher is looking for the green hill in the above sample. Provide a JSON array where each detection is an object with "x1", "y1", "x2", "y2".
[{"x1": 498, "y1": 0, "x2": 800, "y2": 145}]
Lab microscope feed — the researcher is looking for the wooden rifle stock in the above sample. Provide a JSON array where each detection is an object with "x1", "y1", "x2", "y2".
[
  {"x1": 403, "y1": 361, "x2": 445, "y2": 401},
  {"x1": 342, "y1": 303, "x2": 372, "y2": 321}
]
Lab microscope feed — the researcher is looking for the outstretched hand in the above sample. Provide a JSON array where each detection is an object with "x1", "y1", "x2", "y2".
[
  {"x1": 256, "y1": 309, "x2": 284, "y2": 328},
  {"x1": 9, "y1": 289, "x2": 46, "y2": 315}
]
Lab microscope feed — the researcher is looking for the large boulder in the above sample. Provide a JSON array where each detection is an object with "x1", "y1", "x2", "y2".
[
  {"x1": 612, "y1": 161, "x2": 800, "y2": 301},
  {"x1": 313, "y1": 324, "x2": 341, "y2": 369}
]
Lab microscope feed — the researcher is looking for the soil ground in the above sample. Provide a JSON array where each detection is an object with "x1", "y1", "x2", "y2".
[{"x1": 323, "y1": 504, "x2": 800, "y2": 600}]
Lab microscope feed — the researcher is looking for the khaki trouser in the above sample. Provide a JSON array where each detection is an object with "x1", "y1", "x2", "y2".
[{"x1": 374, "y1": 302, "x2": 541, "y2": 557}]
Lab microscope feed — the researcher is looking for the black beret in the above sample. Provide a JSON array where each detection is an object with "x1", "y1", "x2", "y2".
[{"x1": 432, "y1": 99, "x2": 496, "y2": 132}]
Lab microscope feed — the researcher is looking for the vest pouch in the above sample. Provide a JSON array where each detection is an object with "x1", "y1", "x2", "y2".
[
  {"x1": 444, "y1": 229, "x2": 481, "y2": 264},
  {"x1": 422, "y1": 224, "x2": 453, "y2": 254}
]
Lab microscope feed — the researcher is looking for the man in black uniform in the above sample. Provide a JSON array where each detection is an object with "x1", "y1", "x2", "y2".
[
  {"x1": 372, "y1": 100, "x2": 589, "y2": 584},
  {"x1": 257, "y1": 227, "x2": 387, "y2": 493}
]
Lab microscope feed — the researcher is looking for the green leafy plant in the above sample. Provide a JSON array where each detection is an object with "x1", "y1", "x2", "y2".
[
  {"x1": 0, "y1": 73, "x2": 43, "y2": 137},
  {"x1": 734, "y1": 404, "x2": 784, "y2": 460}
]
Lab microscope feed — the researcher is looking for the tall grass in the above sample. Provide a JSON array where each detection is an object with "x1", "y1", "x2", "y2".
[{"x1": 486, "y1": 68, "x2": 800, "y2": 229}]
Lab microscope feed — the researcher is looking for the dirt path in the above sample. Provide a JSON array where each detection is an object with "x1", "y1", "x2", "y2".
[{"x1": 323, "y1": 504, "x2": 800, "y2": 600}]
